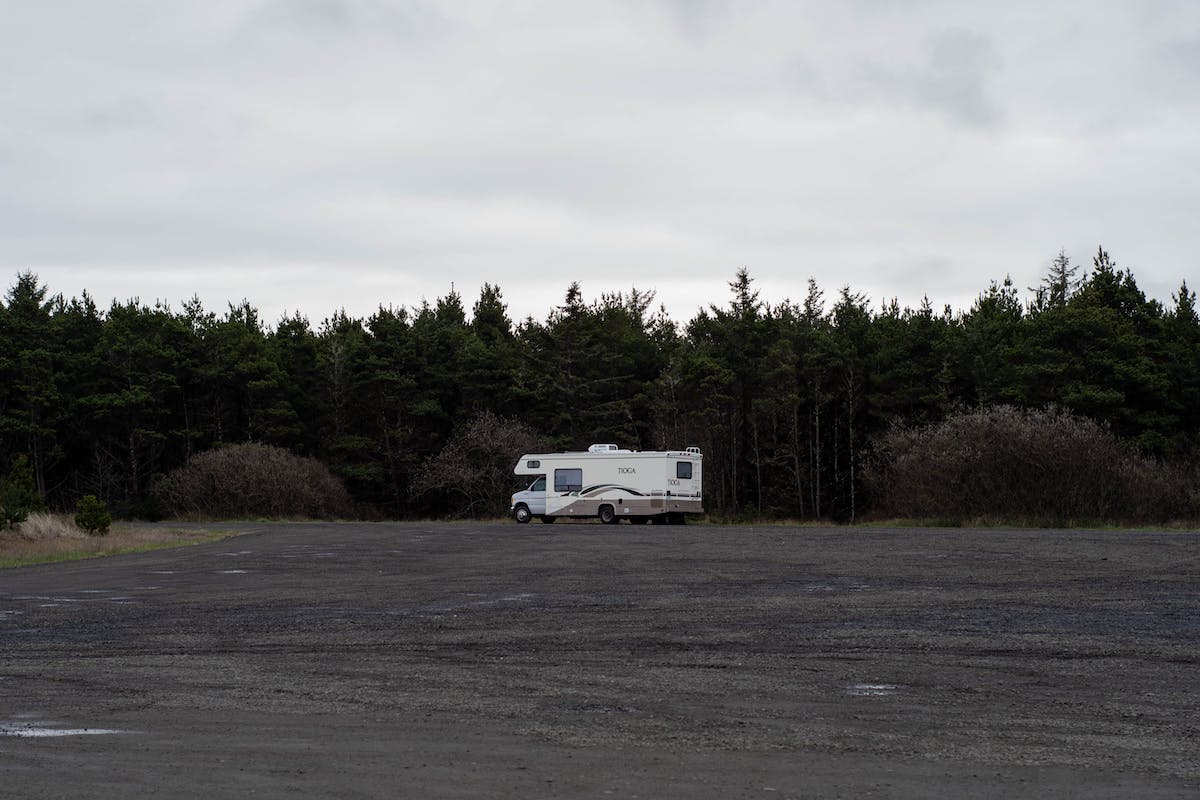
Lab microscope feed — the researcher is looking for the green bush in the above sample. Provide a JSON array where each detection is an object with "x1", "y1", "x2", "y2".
[
  {"x1": 75, "y1": 495, "x2": 112, "y2": 536},
  {"x1": 1, "y1": 455, "x2": 46, "y2": 530}
]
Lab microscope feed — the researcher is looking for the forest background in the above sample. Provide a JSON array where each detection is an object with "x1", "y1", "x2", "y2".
[{"x1": 1, "y1": 246, "x2": 1198, "y2": 524}]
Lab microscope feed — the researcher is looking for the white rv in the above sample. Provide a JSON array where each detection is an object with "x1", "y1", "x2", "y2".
[{"x1": 510, "y1": 444, "x2": 703, "y2": 524}]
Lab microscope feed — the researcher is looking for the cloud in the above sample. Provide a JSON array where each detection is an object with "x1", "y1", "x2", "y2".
[
  {"x1": 1, "y1": 1, "x2": 1198, "y2": 327},
  {"x1": 856, "y1": 28, "x2": 1004, "y2": 128},
  {"x1": 1160, "y1": 34, "x2": 1200, "y2": 81},
  {"x1": 252, "y1": 0, "x2": 447, "y2": 41},
  {"x1": 659, "y1": 0, "x2": 733, "y2": 37}
]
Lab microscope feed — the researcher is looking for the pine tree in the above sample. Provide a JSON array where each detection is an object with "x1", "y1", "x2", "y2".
[
  {"x1": 1, "y1": 454, "x2": 45, "y2": 528},
  {"x1": 0, "y1": 272, "x2": 61, "y2": 497},
  {"x1": 1031, "y1": 249, "x2": 1081, "y2": 311},
  {"x1": 74, "y1": 494, "x2": 112, "y2": 536}
]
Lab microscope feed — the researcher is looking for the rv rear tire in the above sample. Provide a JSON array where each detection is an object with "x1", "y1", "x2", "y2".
[
  {"x1": 514, "y1": 505, "x2": 532, "y2": 524},
  {"x1": 598, "y1": 505, "x2": 617, "y2": 524},
  {"x1": 540, "y1": 516, "x2": 556, "y2": 524}
]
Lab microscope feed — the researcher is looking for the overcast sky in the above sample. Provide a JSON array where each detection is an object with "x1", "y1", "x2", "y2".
[{"x1": 3, "y1": 1, "x2": 1198, "y2": 326}]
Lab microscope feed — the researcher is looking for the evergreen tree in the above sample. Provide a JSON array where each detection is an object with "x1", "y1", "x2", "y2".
[
  {"x1": 868, "y1": 297, "x2": 954, "y2": 428},
  {"x1": 1012, "y1": 248, "x2": 1171, "y2": 452},
  {"x1": 363, "y1": 305, "x2": 420, "y2": 514},
  {"x1": 207, "y1": 301, "x2": 299, "y2": 447},
  {"x1": 1165, "y1": 281, "x2": 1200, "y2": 456},
  {"x1": 74, "y1": 494, "x2": 112, "y2": 536},
  {"x1": 317, "y1": 310, "x2": 381, "y2": 499},
  {"x1": 683, "y1": 268, "x2": 772, "y2": 515},
  {"x1": 1, "y1": 453, "x2": 45, "y2": 528},
  {"x1": 50, "y1": 292, "x2": 107, "y2": 504},
  {"x1": 1031, "y1": 249, "x2": 1082, "y2": 311},
  {"x1": 270, "y1": 312, "x2": 323, "y2": 455},
  {"x1": 828, "y1": 287, "x2": 874, "y2": 520},
  {"x1": 958, "y1": 277, "x2": 1022, "y2": 405},
  {"x1": 464, "y1": 283, "x2": 520, "y2": 417},
  {"x1": 84, "y1": 300, "x2": 184, "y2": 510},
  {"x1": 0, "y1": 272, "x2": 60, "y2": 497}
]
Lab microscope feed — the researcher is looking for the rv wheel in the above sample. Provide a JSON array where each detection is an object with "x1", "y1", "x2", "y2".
[
  {"x1": 598, "y1": 505, "x2": 617, "y2": 524},
  {"x1": 514, "y1": 505, "x2": 532, "y2": 524},
  {"x1": 540, "y1": 516, "x2": 556, "y2": 524}
]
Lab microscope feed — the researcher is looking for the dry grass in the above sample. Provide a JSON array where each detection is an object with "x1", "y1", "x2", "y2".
[{"x1": 1, "y1": 513, "x2": 234, "y2": 568}]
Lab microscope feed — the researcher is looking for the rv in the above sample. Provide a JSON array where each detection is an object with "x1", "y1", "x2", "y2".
[{"x1": 510, "y1": 444, "x2": 703, "y2": 524}]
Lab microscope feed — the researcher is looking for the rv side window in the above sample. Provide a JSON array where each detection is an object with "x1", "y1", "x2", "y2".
[
  {"x1": 676, "y1": 461, "x2": 693, "y2": 479},
  {"x1": 554, "y1": 468, "x2": 583, "y2": 492},
  {"x1": 530, "y1": 476, "x2": 546, "y2": 492}
]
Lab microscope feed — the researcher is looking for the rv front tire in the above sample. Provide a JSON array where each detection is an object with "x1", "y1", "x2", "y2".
[{"x1": 513, "y1": 505, "x2": 532, "y2": 524}]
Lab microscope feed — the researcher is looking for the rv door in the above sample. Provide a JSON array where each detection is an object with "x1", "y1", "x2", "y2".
[{"x1": 513, "y1": 475, "x2": 547, "y2": 515}]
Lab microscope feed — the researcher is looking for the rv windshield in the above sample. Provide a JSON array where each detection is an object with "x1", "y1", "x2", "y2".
[{"x1": 529, "y1": 476, "x2": 546, "y2": 492}]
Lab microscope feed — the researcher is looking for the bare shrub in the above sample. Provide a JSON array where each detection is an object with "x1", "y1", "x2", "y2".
[
  {"x1": 867, "y1": 406, "x2": 1198, "y2": 526},
  {"x1": 152, "y1": 443, "x2": 353, "y2": 520},
  {"x1": 412, "y1": 411, "x2": 545, "y2": 518}
]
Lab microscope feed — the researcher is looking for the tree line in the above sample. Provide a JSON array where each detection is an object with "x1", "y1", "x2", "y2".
[{"x1": 1, "y1": 246, "x2": 1196, "y2": 520}]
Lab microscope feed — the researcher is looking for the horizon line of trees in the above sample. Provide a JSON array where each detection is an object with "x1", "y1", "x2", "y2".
[{"x1": 1, "y1": 245, "x2": 1197, "y2": 520}]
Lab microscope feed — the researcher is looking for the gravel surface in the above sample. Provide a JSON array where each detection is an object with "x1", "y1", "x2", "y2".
[{"x1": 2, "y1": 522, "x2": 1198, "y2": 798}]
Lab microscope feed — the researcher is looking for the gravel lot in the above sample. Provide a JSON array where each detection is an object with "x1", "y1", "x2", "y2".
[{"x1": 2, "y1": 522, "x2": 1198, "y2": 798}]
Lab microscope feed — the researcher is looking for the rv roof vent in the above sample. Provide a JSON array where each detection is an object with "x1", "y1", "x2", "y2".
[
  {"x1": 588, "y1": 443, "x2": 619, "y2": 453},
  {"x1": 686, "y1": 446, "x2": 702, "y2": 454}
]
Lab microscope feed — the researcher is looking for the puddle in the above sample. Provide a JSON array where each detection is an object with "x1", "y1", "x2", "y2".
[
  {"x1": 1, "y1": 714, "x2": 134, "y2": 738},
  {"x1": 219, "y1": 550, "x2": 253, "y2": 557},
  {"x1": 148, "y1": 570, "x2": 176, "y2": 575},
  {"x1": 0, "y1": 725, "x2": 131, "y2": 738},
  {"x1": 215, "y1": 569, "x2": 250, "y2": 575},
  {"x1": 845, "y1": 683, "x2": 902, "y2": 697}
]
